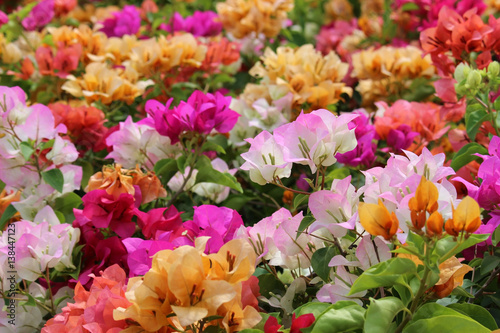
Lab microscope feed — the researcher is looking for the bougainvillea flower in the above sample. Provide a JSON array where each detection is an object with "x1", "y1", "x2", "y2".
[
  {"x1": 22, "y1": 0, "x2": 55, "y2": 31},
  {"x1": 445, "y1": 196, "x2": 481, "y2": 236},
  {"x1": 430, "y1": 256, "x2": 472, "y2": 298},
  {"x1": 409, "y1": 176, "x2": 439, "y2": 229},
  {"x1": 358, "y1": 199, "x2": 399, "y2": 240},
  {"x1": 426, "y1": 211, "x2": 444, "y2": 237},
  {"x1": 162, "y1": 11, "x2": 223, "y2": 37},
  {"x1": 135, "y1": 205, "x2": 183, "y2": 240},
  {"x1": 99, "y1": 5, "x2": 141, "y2": 37},
  {"x1": 73, "y1": 189, "x2": 136, "y2": 238}
]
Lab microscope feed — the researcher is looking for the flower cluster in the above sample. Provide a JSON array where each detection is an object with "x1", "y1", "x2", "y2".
[
  {"x1": 216, "y1": 0, "x2": 294, "y2": 38},
  {"x1": 114, "y1": 239, "x2": 261, "y2": 332},
  {"x1": 241, "y1": 109, "x2": 357, "y2": 184},
  {"x1": 249, "y1": 44, "x2": 352, "y2": 112}
]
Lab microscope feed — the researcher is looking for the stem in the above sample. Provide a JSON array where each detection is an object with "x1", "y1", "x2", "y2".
[
  {"x1": 46, "y1": 267, "x2": 55, "y2": 315},
  {"x1": 273, "y1": 178, "x2": 310, "y2": 195},
  {"x1": 470, "y1": 266, "x2": 500, "y2": 303}
]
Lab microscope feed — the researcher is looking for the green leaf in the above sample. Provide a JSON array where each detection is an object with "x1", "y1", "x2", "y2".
[
  {"x1": 307, "y1": 303, "x2": 365, "y2": 333},
  {"x1": 450, "y1": 143, "x2": 488, "y2": 172},
  {"x1": 294, "y1": 302, "x2": 331, "y2": 318},
  {"x1": 451, "y1": 286, "x2": 474, "y2": 298},
  {"x1": 434, "y1": 234, "x2": 490, "y2": 262},
  {"x1": 74, "y1": 160, "x2": 93, "y2": 190},
  {"x1": 480, "y1": 252, "x2": 500, "y2": 275},
  {"x1": 401, "y1": 2, "x2": 420, "y2": 11},
  {"x1": 311, "y1": 247, "x2": 336, "y2": 282},
  {"x1": 297, "y1": 215, "x2": 315, "y2": 235},
  {"x1": 393, "y1": 284, "x2": 412, "y2": 307},
  {"x1": 364, "y1": 297, "x2": 406, "y2": 333},
  {"x1": 53, "y1": 192, "x2": 82, "y2": 224},
  {"x1": 220, "y1": 194, "x2": 254, "y2": 210},
  {"x1": 154, "y1": 158, "x2": 179, "y2": 185},
  {"x1": 447, "y1": 303, "x2": 498, "y2": 331},
  {"x1": 0, "y1": 204, "x2": 17, "y2": 231},
  {"x1": 293, "y1": 193, "x2": 309, "y2": 210},
  {"x1": 19, "y1": 294, "x2": 37, "y2": 307},
  {"x1": 54, "y1": 210, "x2": 65, "y2": 223},
  {"x1": 195, "y1": 156, "x2": 242, "y2": 193},
  {"x1": 176, "y1": 155, "x2": 187, "y2": 174},
  {"x1": 201, "y1": 141, "x2": 226, "y2": 154},
  {"x1": 39, "y1": 139, "x2": 55, "y2": 151},
  {"x1": 20, "y1": 141, "x2": 34, "y2": 161},
  {"x1": 258, "y1": 273, "x2": 285, "y2": 299},
  {"x1": 404, "y1": 315, "x2": 490, "y2": 333},
  {"x1": 42, "y1": 168, "x2": 65, "y2": 193},
  {"x1": 0, "y1": 179, "x2": 5, "y2": 193},
  {"x1": 349, "y1": 258, "x2": 417, "y2": 295},
  {"x1": 465, "y1": 107, "x2": 489, "y2": 141}
]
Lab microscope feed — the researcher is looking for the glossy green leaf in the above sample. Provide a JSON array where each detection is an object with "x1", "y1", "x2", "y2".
[
  {"x1": 364, "y1": 297, "x2": 406, "y2": 333},
  {"x1": 465, "y1": 107, "x2": 489, "y2": 141},
  {"x1": 311, "y1": 247, "x2": 336, "y2": 282},
  {"x1": 20, "y1": 141, "x2": 34, "y2": 161},
  {"x1": 53, "y1": 192, "x2": 82, "y2": 224},
  {"x1": 297, "y1": 215, "x2": 315, "y2": 235},
  {"x1": 0, "y1": 204, "x2": 17, "y2": 230},
  {"x1": 434, "y1": 234, "x2": 490, "y2": 262},
  {"x1": 480, "y1": 252, "x2": 500, "y2": 275},
  {"x1": 195, "y1": 156, "x2": 242, "y2": 193},
  {"x1": 349, "y1": 258, "x2": 417, "y2": 295},
  {"x1": 293, "y1": 193, "x2": 309, "y2": 210},
  {"x1": 403, "y1": 315, "x2": 490, "y2": 333},
  {"x1": 294, "y1": 302, "x2": 331, "y2": 318},
  {"x1": 307, "y1": 303, "x2": 365, "y2": 333},
  {"x1": 154, "y1": 158, "x2": 179, "y2": 185},
  {"x1": 42, "y1": 168, "x2": 65, "y2": 193},
  {"x1": 450, "y1": 143, "x2": 488, "y2": 172},
  {"x1": 201, "y1": 141, "x2": 226, "y2": 154},
  {"x1": 447, "y1": 303, "x2": 498, "y2": 331}
]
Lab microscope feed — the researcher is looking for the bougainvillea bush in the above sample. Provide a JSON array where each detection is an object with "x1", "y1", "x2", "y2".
[{"x1": 1, "y1": 0, "x2": 500, "y2": 332}]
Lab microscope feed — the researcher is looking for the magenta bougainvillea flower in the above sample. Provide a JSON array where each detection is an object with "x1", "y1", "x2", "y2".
[
  {"x1": 73, "y1": 189, "x2": 137, "y2": 238},
  {"x1": 22, "y1": 0, "x2": 54, "y2": 31},
  {"x1": 183, "y1": 205, "x2": 244, "y2": 253},
  {"x1": 99, "y1": 5, "x2": 141, "y2": 37},
  {"x1": 162, "y1": 11, "x2": 223, "y2": 37},
  {"x1": 135, "y1": 205, "x2": 183, "y2": 240},
  {"x1": 146, "y1": 90, "x2": 239, "y2": 143}
]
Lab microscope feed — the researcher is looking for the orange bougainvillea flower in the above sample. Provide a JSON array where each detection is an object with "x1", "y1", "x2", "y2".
[
  {"x1": 86, "y1": 164, "x2": 135, "y2": 199},
  {"x1": 426, "y1": 211, "x2": 444, "y2": 237},
  {"x1": 358, "y1": 199, "x2": 399, "y2": 240},
  {"x1": 431, "y1": 256, "x2": 472, "y2": 298},
  {"x1": 129, "y1": 166, "x2": 167, "y2": 204},
  {"x1": 409, "y1": 176, "x2": 439, "y2": 230},
  {"x1": 445, "y1": 196, "x2": 482, "y2": 237}
]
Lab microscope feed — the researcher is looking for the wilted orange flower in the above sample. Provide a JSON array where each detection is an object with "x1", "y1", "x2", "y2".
[
  {"x1": 216, "y1": 0, "x2": 294, "y2": 39},
  {"x1": 114, "y1": 239, "x2": 260, "y2": 332},
  {"x1": 249, "y1": 44, "x2": 351, "y2": 112},
  {"x1": 431, "y1": 256, "x2": 472, "y2": 298},
  {"x1": 358, "y1": 199, "x2": 399, "y2": 240},
  {"x1": 409, "y1": 176, "x2": 439, "y2": 230},
  {"x1": 445, "y1": 196, "x2": 482, "y2": 237}
]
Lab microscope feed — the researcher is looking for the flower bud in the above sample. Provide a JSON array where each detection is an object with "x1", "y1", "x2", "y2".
[
  {"x1": 454, "y1": 63, "x2": 470, "y2": 83},
  {"x1": 466, "y1": 70, "x2": 482, "y2": 89},
  {"x1": 488, "y1": 61, "x2": 500, "y2": 77}
]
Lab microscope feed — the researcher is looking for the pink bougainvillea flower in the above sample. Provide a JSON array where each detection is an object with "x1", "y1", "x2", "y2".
[
  {"x1": 135, "y1": 205, "x2": 183, "y2": 240},
  {"x1": 183, "y1": 205, "x2": 244, "y2": 253},
  {"x1": 22, "y1": 0, "x2": 54, "y2": 31},
  {"x1": 162, "y1": 11, "x2": 223, "y2": 37},
  {"x1": 99, "y1": 5, "x2": 141, "y2": 37},
  {"x1": 53, "y1": 42, "x2": 82, "y2": 78}
]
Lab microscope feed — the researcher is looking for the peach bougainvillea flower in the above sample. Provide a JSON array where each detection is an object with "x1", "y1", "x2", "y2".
[
  {"x1": 249, "y1": 44, "x2": 351, "y2": 112},
  {"x1": 114, "y1": 239, "x2": 260, "y2": 332},
  {"x1": 86, "y1": 164, "x2": 135, "y2": 198},
  {"x1": 358, "y1": 199, "x2": 399, "y2": 240},
  {"x1": 445, "y1": 196, "x2": 482, "y2": 237},
  {"x1": 351, "y1": 46, "x2": 435, "y2": 106},
  {"x1": 216, "y1": 0, "x2": 294, "y2": 39},
  {"x1": 431, "y1": 256, "x2": 472, "y2": 298}
]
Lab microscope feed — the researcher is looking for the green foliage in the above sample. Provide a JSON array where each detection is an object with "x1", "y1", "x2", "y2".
[
  {"x1": 42, "y1": 168, "x2": 65, "y2": 193},
  {"x1": 349, "y1": 258, "x2": 417, "y2": 295},
  {"x1": 450, "y1": 143, "x2": 488, "y2": 172},
  {"x1": 364, "y1": 297, "x2": 406, "y2": 333},
  {"x1": 195, "y1": 155, "x2": 243, "y2": 193},
  {"x1": 310, "y1": 247, "x2": 336, "y2": 282}
]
